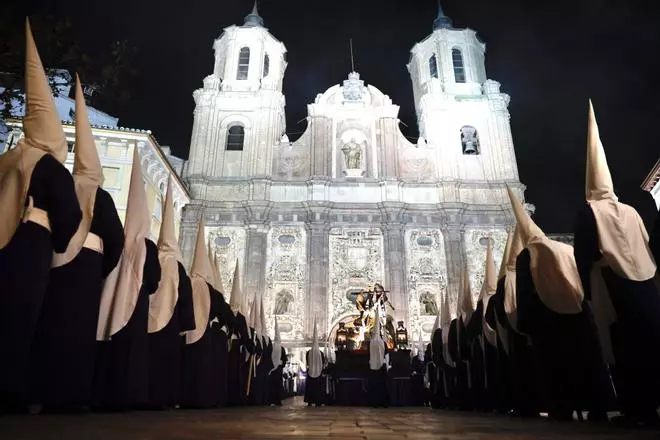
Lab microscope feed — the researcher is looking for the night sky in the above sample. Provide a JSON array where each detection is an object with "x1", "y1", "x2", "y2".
[{"x1": 11, "y1": 0, "x2": 660, "y2": 232}]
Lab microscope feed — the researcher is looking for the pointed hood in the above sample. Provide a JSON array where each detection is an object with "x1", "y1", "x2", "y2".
[
  {"x1": 270, "y1": 317, "x2": 282, "y2": 373},
  {"x1": 460, "y1": 265, "x2": 475, "y2": 324},
  {"x1": 507, "y1": 188, "x2": 584, "y2": 314},
  {"x1": 504, "y1": 226, "x2": 524, "y2": 332},
  {"x1": 229, "y1": 260, "x2": 245, "y2": 316},
  {"x1": 498, "y1": 231, "x2": 513, "y2": 280},
  {"x1": 586, "y1": 100, "x2": 616, "y2": 202},
  {"x1": 52, "y1": 74, "x2": 104, "y2": 267},
  {"x1": 584, "y1": 101, "x2": 656, "y2": 281},
  {"x1": 369, "y1": 306, "x2": 385, "y2": 370},
  {"x1": 184, "y1": 215, "x2": 214, "y2": 344},
  {"x1": 97, "y1": 147, "x2": 150, "y2": 340},
  {"x1": 206, "y1": 241, "x2": 223, "y2": 293},
  {"x1": 148, "y1": 177, "x2": 184, "y2": 333},
  {"x1": 417, "y1": 332, "x2": 425, "y2": 361},
  {"x1": 0, "y1": 19, "x2": 69, "y2": 250},
  {"x1": 259, "y1": 292, "x2": 268, "y2": 344},
  {"x1": 440, "y1": 291, "x2": 454, "y2": 365},
  {"x1": 308, "y1": 318, "x2": 323, "y2": 378},
  {"x1": 481, "y1": 238, "x2": 498, "y2": 346}
]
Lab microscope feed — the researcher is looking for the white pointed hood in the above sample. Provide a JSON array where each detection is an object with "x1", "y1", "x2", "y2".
[
  {"x1": 498, "y1": 231, "x2": 513, "y2": 280},
  {"x1": 229, "y1": 260, "x2": 245, "y2": 316},
  {"x1": 97, "y1": 147, "x2": 150, "y2": 340},
  {"x1": 148, "y1": 177, "x2": 183, "y2": 333},
  {"x1": 270, "y1": 317, "x2": 282, "y2": 373},
  {"x1": 459, "y1": 266, "x2": 475, "y2": 324},
  {"x1": 52, "y1": 74, "x2": 104, "y2": 267},
  {"x1": 507, "y1": 187, "x2": 584, "y2": 314},
  {"x1": 585, "y1": 100, "x2": 656, "y2": 281},
  {"x1": 441, "y1": 291, "x2": 454, "y2": 365},
  {"x1": 481, "y1": 238, "x2": 498, "y2": 346},
  {"x1": 308, "y1": 319, "x2": 323, "y2": 378},
  {"x1": 416, "y1": 332, "x2": 425, "y2": 361},
  {"x1": 504, "y1": 225, "x2": 524, "y2": 331},
  {"x1": 369, "y1": 306, "x2": 386, "y2": 370},
  {"x1": 0, "y1": 19, "x2": 69, "y2": 250},
  {"x1": 259, "y1": 293, "x2": 268, "y2": 345},
  {"x1": 185, "y1": 215, "x2": 214, "y2": 344}
]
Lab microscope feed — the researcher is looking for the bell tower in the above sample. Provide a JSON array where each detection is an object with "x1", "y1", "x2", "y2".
[
  {"x1": 186, "y1": 2, "x2": 287, "y2": 198},
  {"x1": 407, "y1": 1, "x2": 519, "y2": 182}
]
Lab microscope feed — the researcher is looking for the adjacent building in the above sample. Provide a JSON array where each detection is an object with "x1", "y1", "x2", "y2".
[{"x1": 642, "y1": 159, "x2": 660, "y2": 210}]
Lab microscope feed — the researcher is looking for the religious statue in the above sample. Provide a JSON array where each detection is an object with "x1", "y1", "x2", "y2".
[
  {"x1": 419, "y1": 292, "x2": 438, "y2": 316},
  {"x1": 352, "y1": 282, "x2": 395, "y2": 349},
  {"x1": 341, "y1": 138, "x2": 362, "y2": 170},
  {"x1": 273, "y1": 289, "x2": 294, "y2": 315}
]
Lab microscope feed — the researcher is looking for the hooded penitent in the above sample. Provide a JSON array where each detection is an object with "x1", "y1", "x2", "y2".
[
  {"x1": 369, "y1": 306, "x2": 385, "y2": 370},
  {"x1": 207, "y1": 241, "x2": 223, "y2": 293},
  {"x1": 97, "y1": 147, "x2": 150, "y2": 340},
  {"x1": 0, "y1": 19, "x2": 68, "y2": 250},
  {"x1": 504, "y1": 226, "x2": 524, "y2": 331},
  {"x1": 148, "y1": 176, "x2": 182, "y2": 333},
  {"x1": 499, "y1": 231, "x2": 513, "y2": 281},
  {"x1": 229, "y1": 260, "x2": 245, "y2": 317},
  {"x1": 308, "y1": 319, "x2": 323, "y2": 378},
  {"x1": 480, "y1": 238, "x2": 498, "y2": 346},
  {"x1": 417, "y1": 332, "x2": 425, "y2": 362},
  {"x1": 52, "y1": 75, "x2": 104, "y2": 267},
  {"x1": 184, "y1": 215, "x2": 215, "y2": 344},
  {"x1": 259, "y1": 293, "x2": 268, "y2": 346},
  {"x1": 440, "y1": 291, "x2": 454, "y2": 365},
  {"x1": 585, "y1": 100, "x2": 656, "y2": 281},
  {"x1": 270, "y1": 317, "x2": 282, "y2": 374},
  {"x1": 460, "y1": 266, "x2": 475, "y2": 324},
  {"x1": 507, "y1": 187, "x2": 584, "y2": 314}
]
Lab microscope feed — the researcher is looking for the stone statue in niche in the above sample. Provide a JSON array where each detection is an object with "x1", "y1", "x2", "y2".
[
  {"x1": 419, "y1": 291, "x2": 438, "y2": 316},
  {"x1": 342, "y1": 138, "x2": 362, "y2": 170},
  {"x1": 461, "y1": 126, "x2": 480, "y2": 155},
  {"x1": 273, "y1": 289, "x2": 294, "y2": 315}
]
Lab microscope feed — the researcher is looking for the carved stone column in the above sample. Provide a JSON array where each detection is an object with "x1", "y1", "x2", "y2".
[
  {"x1": 442, "y1": 224, "x2": 465, "y2": 313},
  {"x1": 306, "y1": 218, "x2": 330, "y2": 339},
  {"x1": 382, "y1": 221, "x2": 408, "y2": 324}
]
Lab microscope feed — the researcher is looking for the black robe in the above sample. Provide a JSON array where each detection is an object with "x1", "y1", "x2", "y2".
[
  {"x1": 29, "y1": 188, "x2": 123, "y2": 409},
  {"x1": 465, "y1": 301, "x2": 488, "y2": 411},
  {"x1": 227, "y1": 312, "x2": 249, "y2": 406},
  {"x1": 484, "y1": 295, "x2": 506, "y2": 413},
  {"x1": 517, "y1": 248, "x2": 615, "y2": 420},
  {"x1": 304, "y1": 350, "x2": 325, "y2": 405},
  {"x1": 450, "y1": 317, "x2": 473, "y2": 410},
  {"x1": 574, "y1": 205, "x2": 660, "y2": 420},
  {"x1": 180, "y1": 283, "x2": 224, "y2": 408},
  {"x1": 0, "y1": 155, "x2": 81, "y2": 410},
  {"x1": 147, "y1": 262, "x2": 195, "y2": 408},
  {"x1": 267, "y1": 346, "x2": 286, "y2": 405},
  {"x1": 367, "y1": 344, "x2": 388, "y2": 407},
  {"x1": 650, "y1": 208, "x2": 660, "y2": 265},
  {"x1": 92, "y1": 239, "x2": 161, "y2": 410},
  {"x1": 492, "y1": 277, "x2": 540, "y2": 417},
  {"x1": 429, "y1": 328, "x2": 446, "y2": 408},
  {"x1": 247, "y1": 335, "x2": 264, "y2": 405}
]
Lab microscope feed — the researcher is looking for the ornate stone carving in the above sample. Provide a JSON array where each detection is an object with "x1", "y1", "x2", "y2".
[
  {"x1": 328, "y1": 228, "x2": 384, "y2": 324},
  {"x1": 405, "y1": 229, "x2": 448, "y2": 339},
  {"x1": 206, "y1": 226, "x2": 247, "y2": 301},
  {"x1": 463, "y1": 228, "x2": 508, "y2": 305},
  {"x1": 401, "y1": 145, "x2": 435, "y2": 181},
  {"x1": 342, "y1": 72, "x2": 365, "y2": 102},
  {"x1": 265, "y1": 226, "x2": 307, "y2": 340}
]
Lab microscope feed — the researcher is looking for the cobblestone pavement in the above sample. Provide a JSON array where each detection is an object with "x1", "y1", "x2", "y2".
[{"x1": 1, "y1": 399, "x2": 658, "y2": 440}]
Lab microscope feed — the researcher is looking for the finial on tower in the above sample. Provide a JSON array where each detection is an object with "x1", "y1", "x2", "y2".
[
  {"x1": 432, "y1": 0, "x2": 453, "y2": 30},
  {"x1": 244, "y1": 1, "x2": 264, "y2": 27}
]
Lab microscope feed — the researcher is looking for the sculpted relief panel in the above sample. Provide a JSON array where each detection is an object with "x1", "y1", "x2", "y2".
[
  {"x1": 265, "y1": 226, "x2": 307, "y2": 341},
  {"x1": 405, "y1": 229, "x2": 448, "y2": 339},
  {"x1": 273, "y1": 144, "x2": 310, "y2": 179},
  {"x1": 463, "y1": 228, "x2": 509, "y2": 305},
  {"x1": 206, "y1": 226, "x2": 247, "y2": 304},
  {"x1": 328, "y1": 228, "x2": 385, "y2": 325},
  {"x1": 399, "y1": 145, "x2": 436, "y2": 182}
]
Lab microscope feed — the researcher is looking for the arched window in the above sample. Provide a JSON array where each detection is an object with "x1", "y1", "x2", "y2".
[
  {"x1": 452, "y1": 48, "x2": 466, "y2": 83},
  {"x1": 429, "y1": 54, "x2": 439, "y2": 79},
  {"x1": 460, "y1": 125, "x2": 480, "y2": 155},
  {"x1": 263, "y1": 54, "x2": 270, "y2": 78},
  {"x1": 236, "y1": 47, "x2": 250, "y2": 80},
  {"x1": 226, "y1": 125, "x2": 245, "y2": 151}
]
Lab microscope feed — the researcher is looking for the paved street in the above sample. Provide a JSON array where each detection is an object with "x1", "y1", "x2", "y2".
[{"x1": 1, "y1": 398, "x2": 657, "y2": 440}]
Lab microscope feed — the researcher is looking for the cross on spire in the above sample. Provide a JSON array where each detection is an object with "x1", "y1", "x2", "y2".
[
  {"x1": 433, "y1": 0, "x2": 453, "y2": 30},
  {"x1": 244, "y1": 1, "x2": 264, "y2": 27}
]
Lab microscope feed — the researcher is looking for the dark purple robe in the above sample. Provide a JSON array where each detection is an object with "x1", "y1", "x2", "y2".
[
  {"x1": 29, "y1": 188, "x2": 123, "y2": 410},
  {"x1": 0, "y1": 155, "x2": 81, "y2": 411}
]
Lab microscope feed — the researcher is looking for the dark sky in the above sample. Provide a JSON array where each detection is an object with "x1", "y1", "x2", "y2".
[{"x1": 12, "y1": 0, "x2": 660, "y2": 232}]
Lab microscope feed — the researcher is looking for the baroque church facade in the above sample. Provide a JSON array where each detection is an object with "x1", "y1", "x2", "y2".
[{"x1": 180, "y1": 4, "x2": 529, "y2": 347}]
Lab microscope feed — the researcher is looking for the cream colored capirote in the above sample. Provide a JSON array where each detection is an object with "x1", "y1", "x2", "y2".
[
  {"x1": 0, "y1": 19, "x2": 68, "y2": 250},
  {"x1": 96, "y1": 146, "x2": 150, "y2": 341},
  {"x1": 506, "y1": 187, "x2": 583, "y2": 315},
  {"x1": 148, "y1": 176, "x2": 183, "y2": 334},
  {"x1": 52, "y1": 75, "x2": 105, "y2": 267}
]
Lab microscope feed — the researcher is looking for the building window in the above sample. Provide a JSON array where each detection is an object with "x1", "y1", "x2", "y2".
[
  {"x1": 263, "y1": 53, "x2": 270, "y2": 78},
  {"x1": 452, "y1": 48, "x2": 466, "y2": 83},
  {"x1": 226, "y1": 125, "x2": 245, "y2": 151},
  {"x1": 237, "y1": 47, "x2": 250, "y2": 80},
  {"x1": 460, "y1": 126, "x2": 480, "y2": 155},
  {"x1": 429, "y1": 54, "x2": 439, "y2": 79}
]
